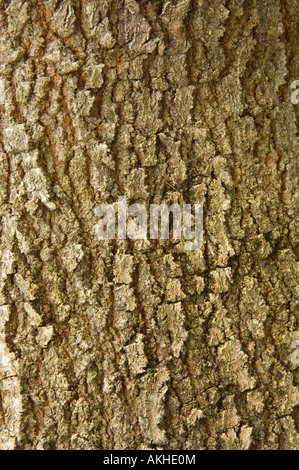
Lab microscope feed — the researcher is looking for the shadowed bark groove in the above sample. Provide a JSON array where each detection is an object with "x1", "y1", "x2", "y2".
[{"x1": 0, "y1": 0, "x2": 298, "y2": 450}]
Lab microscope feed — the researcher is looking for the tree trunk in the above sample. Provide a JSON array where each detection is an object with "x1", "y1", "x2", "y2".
[{"x1": 0, "y1": 0, "x2": 298, "y2": 450}]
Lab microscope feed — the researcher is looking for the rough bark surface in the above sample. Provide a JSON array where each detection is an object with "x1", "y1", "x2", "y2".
[{"x1": 0, "y1": 0, "x2": 298, "y2": 450}]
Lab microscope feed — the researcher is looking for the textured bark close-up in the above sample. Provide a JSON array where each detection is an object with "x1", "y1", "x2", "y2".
[{"x1": 0, "y1": 0, "x2": 298, "y2": 450}]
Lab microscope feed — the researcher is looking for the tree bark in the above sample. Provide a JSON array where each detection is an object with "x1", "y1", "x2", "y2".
[{"x1": 0, "y1": 0, "x2": 298, "y2": 450}]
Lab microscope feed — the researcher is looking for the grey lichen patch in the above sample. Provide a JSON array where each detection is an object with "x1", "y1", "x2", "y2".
[
  {"x1": 36, "y1": 325, "x2": 54, "y2": 348},
  {"x1": 14, "y1": 273, "x2": 37, "y2": 301},
  {"x1": 218, "y1": 395, "x2": 253, "y2": 450},
  {"x1": 56, "y1": 304, "x2": 71, "y2": 323},
  {"x1": 124, "y1": 333, "x2": 148, "y2": 375},
  {"x1": 5, "y1": 0, "x2": 30, "y2": 38},
  {"x1": 62, "y1": 244, "x2": 84, "y2": 272},
  {"x1": 239, "y1": 276, "x2": 270, "y2": 339},
  {"x1": 127, "y1": 168, "x2": 148, "y2": 200},
  {"x1": 16, "y1": 81, "x2": 32, "y2": 103},
  {"x1": 113, "y1": 255, "x2": 134, "y2": 285},
  {"x1": 167, "y1": 302, "x2": 188, "y2": 358},
  {"x1": 138, "y1": 367, "x2": 169, "y2": 445},
  {"x1": 134, "y1": 134, "x2": 157, "y2": 166},
  {"x1": 118, "y1": 0, "x2": 158, "y2": 54},
  {"x1": 74, "y1": 91, "x2": 95, "y2": 117},
  {"x1": 246, "y1": 389, "x2": 265, "y2": 414},
  {"x1": 115, "y1": 285, "x2": 136, "y2": 313},
  {"x1": 157, "y1": 302, "x2": 188, "y2": 359},
  {"x1": 82, "y1": 63, "x2": 105, "y2": 89},
  {"x1": 23, "y1": 168, "x2": 56, "y2": 213},
  {"x1": 209, "y1": 267, "x2": 232, "y2": 294},
  {"x1": 43, "y1": 42, "x2": 82, "y2": 74},
  {"x1": 165, "y1": 278, "x2": 186, "y2": 302},
  {"x1": 194, "y1": 276, "x2": 205, "y2": 294},
  {"x1": 3, "y1": 124, "x2": 29, "y2": 153},
  {"x1": 0, "y1": 305, "x2": 22, "y2": 449},
  {"x1": 24, "y1": 302, "x2": 42, "y2": 327},
  {"x1": 0, "y1": 38, "x2": 24, "y2": 74},
  {"x1": 52, "y1": 0, "x2": 77, "y2": 38},
  {"x1": 217, "y1": 339, "x2": 256, "y2": 392}
]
